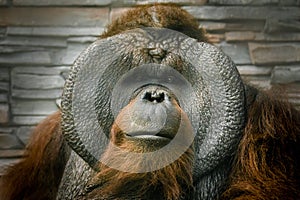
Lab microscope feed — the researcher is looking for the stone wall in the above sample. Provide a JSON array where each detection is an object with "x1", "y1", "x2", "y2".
[{"x1": 0, "y1": 0, "x2": 299, "y2": 173}]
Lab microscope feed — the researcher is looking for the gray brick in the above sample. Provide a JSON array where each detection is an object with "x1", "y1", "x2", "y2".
[
  {"x1": 201, "y1": 21, "x2": 265, "y2": 32},
  {"x1": 13, "y1": 116, "x2": 47, "y2": 125},
  {"x1": 111, "y1": 0, "x2": 207, "y2": 6},
  {"x1": 7, "y1": 27, "x2": 104, "y2": 37},
  {"x1": 0, "y1": 36, "x2": 67, "y2": 48},
  {"x1": 183, "y1": 6, "x2": 300, "y2": 20},
  {"x1": 0, "y1": 51, "x2": 51, "y2": 65},
  {"x1": 0, "y1": 27, "x2": 6, "y2": 36},
  {"x1": 51, "y1": 43, "x2": 90, "y2": 65},
  {"x1": 15, "y1": 126, "x2": 35, "y2": 145},
  {"x1": 279, "y1": 0, "x2": 300, "y2": 5},
  {"x1": 67, "y1": 36, "x2": 98, "y2": 43},
  {"x1": 0, "y1": 46, "x2": 44, "y2": 53},
  {"x1": 11, "y1": 100, "x2": 58, "y2": 115},
  {"x1": 0, "y1": 150, "x2": 24, "y2": 158},
  {"x1": 0, "y1": 158, "x2": 22, "y2": 175},
  {"x1": 13, "y1": 0, "x2": 111, "y2": 6},
  {"x1": 217, "y1": 43, "x2": 251, "y2": 65},
  {"x1": 0, "y1": 104, "x2": 9, "y2": 124},
  {"x1": 0, "y1": 68, "x2": 9, "y2": 81},
  {"x1": 12, "y1": 89, "x2": 63, "y2": 99},
  {"x1": 0, "y1": 8, "x2": 109, "y2": 27},
  {"x1": 226, "y1": 31, "x2": 300, "y2": 42},
  {"x1": 0, "y1": 94, "x2": 8, "y2": 102},
  {"x1": 271, "y1": 66, "x2": 300, "y2": 84},
  {"x1": 12, "y1": 66, "x2": 70, "y2": 75},
  {"x1": 0, "y1": 82, "x2": 9, "y2": 92},
  {"x1": 0, "y1": 134, "x2": 23, "y2": 149},
  {"x1": 0, "y1": 127, "x2": 14, "y2": 134},
  {"x1": 237, "y1": 65, "x2": 273, "y2": 76},
  {"x1": 249, "y1": 43, "x2": 300, "y2": 65},
  {"x1": 208, "y1": 0, "x2": 279, "y2": 5},
  {"x1": 265, "y1": 18, "x2": 300, "y2": 33},
  {"x1": 12, "y1": 74, "x2": 65, "y2": 89}
]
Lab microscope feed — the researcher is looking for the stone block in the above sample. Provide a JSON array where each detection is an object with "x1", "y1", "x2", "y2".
[
  {"x1": 11, "y1": 100, "x2": 58, "y2": 115},
  {"x1": 51, "y1": 43, "x2": 90, "y2": 65},
  {"x1": 271, "y1": 66, "x2": 300, "y2": 84},
  {"x1": 0, "y1": 150, "x2": 24, "y2": 158},
  {"x1": 226, "y1": 31, "x2": 300, "y2": 42},
  {"x1": 15, "y1": 126, "x2": 35, "y2": 145},
  {"x1": 67, "y1": 36, "x2": 97, "y2": 43},
  {"x1": 0, "y1": 94, "x2": 8, "y2": 102},
  {"x1": 13, "y1": 116, "x2": 47, "y2": 125},
  {"x1": 0, "y1": 46, "x2": 44, "y2": 53},
  {"x1": 0, "y1": 7, "x2": 109, "y2": 27},
  {"x1": 12, "y1": 66, "x2": 70, "y2": 75},
  {"x1": 7, "y1": 27, "x2": 104, "y2": 37},
  {"x1": 208, "y1": 0, "x2": 279, "y2": 5},
  {"x1": 0, "y1": 134, "x2": 23, "y2": 149},
  {"x1": 0, "y1": 68, "x2": 9, "y2": 81},
  {"x1": 111, "y1": 0, "x2": 207, "y2": 6},
  {"x1": 201, "y1": 21, "x2": 265, "y2": 32},
  {"x1": 279, "y1": 0, "x2": 300, "y2": 5},
  {"x1": 0, "y1": 27, "x2": 6, "y2": 36},
  {"x1": 0, "y1": 104, "x2": 9, "y2": 124},
  {"x1": 264, "y1": 18, "x2": 300, "y2": 33},
  {"x1": 0, "y1": 82, "x2": 9, "y2": 92},
  {"x1": 0, "y1": 36, "x2": 67, "y2": 48},
  {"x1": 12, "y1": 74, "x2": 65, "y2": 89},
  {"x1": 12, "y1": 89, "x2": 63, "y2": 99},
  {"x1": 183, "y1": 6, "x2": 300, "y2": 20},
  {"x1": 249, "y1": 43, "x2": 300, "y2": 65},
  {"x1": 237, "y1": 65, "x2": 273, "y2": 76},
  {"x1": 217, "y1": 42, "x2": 251, "y2": 65},
  {"x1": 13, "y1": 0, "x2": 111, "y2": 6},
  {"x1": 0, "y1": 51, "x2": 51, "y2": 65}
]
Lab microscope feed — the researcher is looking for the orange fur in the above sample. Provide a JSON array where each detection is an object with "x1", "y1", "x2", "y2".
[
  {"x1": 0, "y1": 111, "x2": 70, "y2": 200},
  {"x1": 222, "y1": 90, "x2": 300, "y2": 199}
]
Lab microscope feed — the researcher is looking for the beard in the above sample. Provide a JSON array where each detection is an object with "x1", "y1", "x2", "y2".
[{"x1": 84, "y1": 140, "x2": 194, "y2": 200}]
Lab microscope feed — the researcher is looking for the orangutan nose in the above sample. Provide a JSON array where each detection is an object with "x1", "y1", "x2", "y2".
[{"x1": 142, "y1": 89, "x2": 167, "y2": 103}]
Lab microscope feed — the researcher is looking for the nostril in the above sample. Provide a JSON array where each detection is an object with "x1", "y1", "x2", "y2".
[{"x1": 143, "y1": 91, "x2": 165, "y2": 103}]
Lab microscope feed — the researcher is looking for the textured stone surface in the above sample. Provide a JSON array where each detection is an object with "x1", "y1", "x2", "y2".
[
  {"x1": 0, "y1": 94, "x2": 8, "y2": 102},
  {"x1": 271, "y1": 66, "x2": 300, "y2": 84},
  {"x1": 0, "y1": 68, "x2": 9, "y2": 81},
  {"x1": 0, "y1": 150, "x2": 24, "y2": 158},
  {"x1": 12, "y1": 89, "x2": 63, "y2": 99},
  {"x1": 184, "y1": 6, "x2": 300, "y2": 20},
  {"x1": 15, "y1": 126, "x2": 35, "y2": 145},
  {"x1": 0, "y1": 104, "x2": 9, "y2": 124},
  {"x1": 13, "y1": 0, "x2": 111, "y2": 6},
  {"x1": 264, "y1": 18, "x2": 300, "y2": 33},
  {"x1": 226, "y1": 31, "x2": 300, "y2": 42},
  {"x1": 217, "y1": 43, "x2": 251, "y2": 64},
  {"x1": 11, "y1": 100, "x2": 58, "y2": 115},
  {"x1": 0, "y1": 36, "x2": 67, "y2": 47},
  {"x1": 7, "y1": 27, "x2": 104, "y2": 37},
  {"x1": 0, "y1": 82, "x2": 9, "y2": 92},
  {"x1": 12, "y1": 66, "x2": 69, "y2": 75},
  {"x1": 208, "y1": 0, "x2": 280, "y2": 5},
  {"x1": 201, "y1": 21, "x2": 266, "y2": 32},
  {"x1": 249, "y1": 43, "x2": 300, "y2": 65},
  {"x1": 0, "y1": 8, "x2": 109, "y2": 26},
  {"x1": 51, "y1": 43, "x2": 91, "y2": 65},
  {"x1": 0, "y1": 134, "x2": 23, "y2": 149},
  {"x1": 237, "y1": 65, "x2": 273, "y2": 76},
  {"x1": 112, "y1": 0, "x2": 207, "y2": 6},
  {"x1": 0, "y1": 51, "x2": 51, "y2": 65},
  {"x1": 13, "y1": 116, "x2": 47, "y2": 125},
  {"x1": 12, "y1": 74, "x2": 65, "y2": 89}
]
